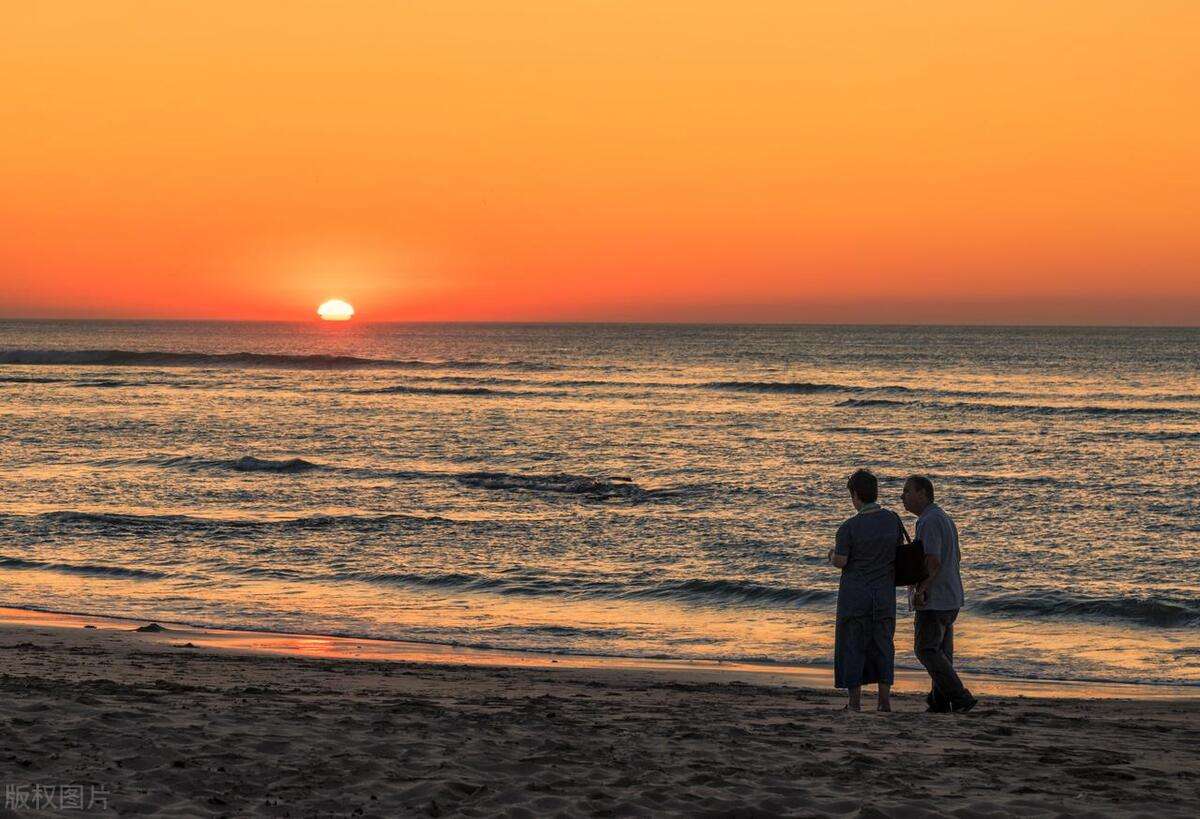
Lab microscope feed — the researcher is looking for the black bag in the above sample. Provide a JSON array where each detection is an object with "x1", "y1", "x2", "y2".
[{"x1": 894, "y1": 523, "x2": 928, "y2": 587}]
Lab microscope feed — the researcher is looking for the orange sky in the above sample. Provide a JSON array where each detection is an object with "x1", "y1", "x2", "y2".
[{"x1": 2, "y1": 2, "x2": 1198, "y2": 323}]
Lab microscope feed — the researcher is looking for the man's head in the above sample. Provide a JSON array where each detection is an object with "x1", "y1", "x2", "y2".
[
  {"x1": 902, "y1": 475, "x2": 934, "y2": 515},
  {"x1": 846, "y1": 469, "x2": 878, "y2": 509}
]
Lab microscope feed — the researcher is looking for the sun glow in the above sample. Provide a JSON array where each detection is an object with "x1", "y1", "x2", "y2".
[
  {"x1": 317, "y1": 299, "x2": 355, "y2": 321},
  {"x1": 316, "y1": 295, "x2": 352, "y2": 317}
]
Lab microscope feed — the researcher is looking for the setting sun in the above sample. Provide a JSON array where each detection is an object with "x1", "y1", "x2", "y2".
[{"x1": 316, "y1": 299, "x2": 355, "y2": 321}]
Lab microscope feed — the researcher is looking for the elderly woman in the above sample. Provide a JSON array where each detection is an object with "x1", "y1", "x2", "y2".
[{"x1": 828, "y1": 469, "x2": 904, "y2": 711}]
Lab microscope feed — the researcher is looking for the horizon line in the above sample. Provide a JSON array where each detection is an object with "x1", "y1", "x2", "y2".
[{"x1": 1, "y1": 316, "x2": 1199, "y2": 330}]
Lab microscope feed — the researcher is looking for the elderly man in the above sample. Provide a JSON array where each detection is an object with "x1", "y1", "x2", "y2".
[{"x1": 901, "y1": 475, "x2": 978, "y2": 713}]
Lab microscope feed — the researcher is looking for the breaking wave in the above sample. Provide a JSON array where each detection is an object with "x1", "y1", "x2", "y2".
[
  {"x1": 95, "y1": 455, "x2": 323, "y2": 473},
  {"x1": 354, "y1": 384, "x2": 500, "y2": 396},
  {"x1": 837, "y1": 398, "x2": 909, "y2": 408},
  {"x1": 621, "y1": 578, "x2": 837, "y2": 607},
  {"x1": 454, "y1": 472, "x2": 693, "y2": 502},
  {"x1": 707, "y1": 380, "x2": 881, "y2": 394},
  {"x1": 228, "y1": 456, "x2": 321, "y2": 473},
  {"x1": 3, "y1": 510, "x2": 454, "y2": 534},
  {"x1": 325, "y1": 570, "x2": 832, "y2": 608},
  {"x1": 1108, "y1": 430, "x2": 1200, "y2": 441},
  {"x1": 837, "y1": 398, "x2": 1194, "y2": 417},
  {"x1": 701, "y1": 381, "x2": 1019, "y2": 399},
  {"x1": 0, "y1": 375, "x2": 68, "y2": 384},
  {"x1": 0, "y1": 554, "x2": 172, "y2": 580},
  {"x1": 972, "y1": 591, "x2": 1200, "y2": 628}
]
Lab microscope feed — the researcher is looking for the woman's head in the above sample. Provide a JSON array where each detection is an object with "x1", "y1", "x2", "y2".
[{"x1": 846, "y1": 469, "x2": 878, "y2": 507}]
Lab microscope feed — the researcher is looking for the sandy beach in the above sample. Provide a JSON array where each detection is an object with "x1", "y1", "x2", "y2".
[{"x1": 0, "y1": 608, "x2": 1196, "y2": 818}]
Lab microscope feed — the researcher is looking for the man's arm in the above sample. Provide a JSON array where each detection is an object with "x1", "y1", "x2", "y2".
[
  {"x1": 920, "y1": 554, "x2": 941, "y2": 587},
  {"x1": 914, "y1": 519, "x2": 943, "y2": 601}
]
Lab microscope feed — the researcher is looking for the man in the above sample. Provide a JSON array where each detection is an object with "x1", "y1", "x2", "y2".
[{"x1": 901, "y1": 475, "x2": 978, "y2": 713}]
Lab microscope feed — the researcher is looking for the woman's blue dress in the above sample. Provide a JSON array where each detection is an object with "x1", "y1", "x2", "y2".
[{"x1": 833, "y1": 504, "x2": 902, "y2": 688}]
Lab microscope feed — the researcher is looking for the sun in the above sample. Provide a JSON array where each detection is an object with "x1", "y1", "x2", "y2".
[{"x1": 317, "y1": 299, "x2": 355, "y2": 321}]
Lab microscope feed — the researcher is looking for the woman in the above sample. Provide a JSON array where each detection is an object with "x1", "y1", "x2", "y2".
[{"x1": 828, "y1": 468, "x2": 904, "y2": 711}]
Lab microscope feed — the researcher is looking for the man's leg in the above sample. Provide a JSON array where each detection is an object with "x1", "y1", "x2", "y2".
[
  {"x1": 915, "y1": 611, "x2": 948, "y2": 711},
  {"x1": 933, "y1": 610, "x2": 955, "y2": 709},
  {"x1": 940, "y1": 610, "x2": 977, "y2": 711},
  {"x1": 915, "y1": 610, "x2": 967, "y2": 709}
]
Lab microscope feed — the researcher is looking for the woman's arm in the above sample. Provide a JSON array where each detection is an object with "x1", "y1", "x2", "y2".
[{"x1": 830, "y1": 523, "x2": 850, "y2": 568}]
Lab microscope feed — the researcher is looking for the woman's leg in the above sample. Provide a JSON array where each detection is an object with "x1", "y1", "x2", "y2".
[
  {"x1": 835, "y1": 616, "x2": 866, "y2": 710},
  {"x1": 866, "y1": 614, "x2": 895, "y2": 712}
]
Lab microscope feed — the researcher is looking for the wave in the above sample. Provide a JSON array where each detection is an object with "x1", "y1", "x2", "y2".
[
  {"x1": 475, "y1": 623, "x2": 632, "y2": 639},
  {"x1": 327, "y1": 569, "x2": 830, "y2": 609},
  {"x1": 84, "y1": 457, "x2": 706, "y2": 504},
  {"x1": 401, "y1": 375, "x2": 682, "y2": 391},
  {"x1": 0, "y1": 554, "x2": 171, "y2": 580},
  {"x1": 454, "y1": 472, "x2": 692, "y2": 502},
  {"x1": 837, "y1": 397, "x2": 1194, "y2": 417},
  {"x1": 336, "y1": 569, "x2": 524, "y2": 594},
  {"x1": 702, "y1": 381, "x2": 1018, "y2": 399},
  {"x1": 707, "y1": 380, "x2": 875, "y2": 394},
  {"x1": 973, "y1": 402, "x2": 1192, "y2": 418},
  {"x1": 936, "y1": 473, "x2": 1065, "y2": 487},
  {"x1": 228, "y1": 456, "x2": 320, "y2": 473},
  {"x1": 4, "y1": 510, "x2": 454, "y2": 534},
  {"x1": 95, "y1": 455, "x2": 323, "y2": 474},
  {"x1": 0, "y1": 375, "x2": 68, "y2": 384},
  {"x1": 72, "y1": 379, "x2": 130, "y2": 388},
  {"x1": 837, "y1": 398, "x2": 909, "y2": 408},
  {"x1": 354, "y1": 384, "x2": 500, "y2": 396},
  {"x1": 336, "y1": 574, "x2": 1197, "y2": 626},
  {"x1": 823, "y1": 425, "x2": 998, "y2": 437},
  {"x1": 1, "y1": 374, "x2": 199, "y2": 390},
  {"x1": 1107, "y1": 430, "x2": 1200, "y2": 441},
  {"x1": 973, "y1": 590, "x2": 1200, "y2": 628},
  {"x1": 622, "y1": 578, "x2": 837, "y2": 607},
  {"x1": 396, "y1": 376, "x2": 907, "y2": 395},
  {"x1": 0, "y1": 349, "x2": 558, "y2": 371}
]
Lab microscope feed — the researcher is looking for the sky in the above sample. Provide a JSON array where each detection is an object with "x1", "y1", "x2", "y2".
[{"x1": 2, "y1": 2, "x2": 1198, "y2": 323}]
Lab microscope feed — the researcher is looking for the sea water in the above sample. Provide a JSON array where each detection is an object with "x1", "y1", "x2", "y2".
[{"x1": 1, "y1": 321, "x2": 1197, "y2": 685}]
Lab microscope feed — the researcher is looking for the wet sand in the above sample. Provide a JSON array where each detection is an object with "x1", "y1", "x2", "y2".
[{"x1": 1, "y1": 607, "x2": 1197, "y2": 817}]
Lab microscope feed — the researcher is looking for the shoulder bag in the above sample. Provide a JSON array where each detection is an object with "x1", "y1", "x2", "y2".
[{"x1": 894, "y1": 518, "x2": 928, "y2": 587}]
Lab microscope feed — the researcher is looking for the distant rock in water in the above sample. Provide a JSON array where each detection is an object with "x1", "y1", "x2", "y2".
[
  {"x1": 231, "y1": 456, "x2": 320, "y2": 473},
  {"x1": 456, "y1": 472, "x2": 652, "y2": 501},
  {"x1": 134, "y1": 622, "x2": 168, "y2": 632}
]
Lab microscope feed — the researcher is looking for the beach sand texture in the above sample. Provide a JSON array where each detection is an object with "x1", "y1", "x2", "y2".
[{"x1": 1, "y1": 616, "x2": 1197, "y2": 818}]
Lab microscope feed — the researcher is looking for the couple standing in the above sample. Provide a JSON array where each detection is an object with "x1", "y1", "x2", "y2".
[{"x1": 827, "y1": 469, "x2": 977, "y2": 713}]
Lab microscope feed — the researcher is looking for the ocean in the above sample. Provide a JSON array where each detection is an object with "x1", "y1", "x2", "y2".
[{"x1": 1, "y1": 321, "x2": 1197, "y2": 686}]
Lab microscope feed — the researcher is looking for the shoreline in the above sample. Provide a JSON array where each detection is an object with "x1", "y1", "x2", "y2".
[{"x1": 3, "y1": 604, "x2": 1196, "y2": 701}]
